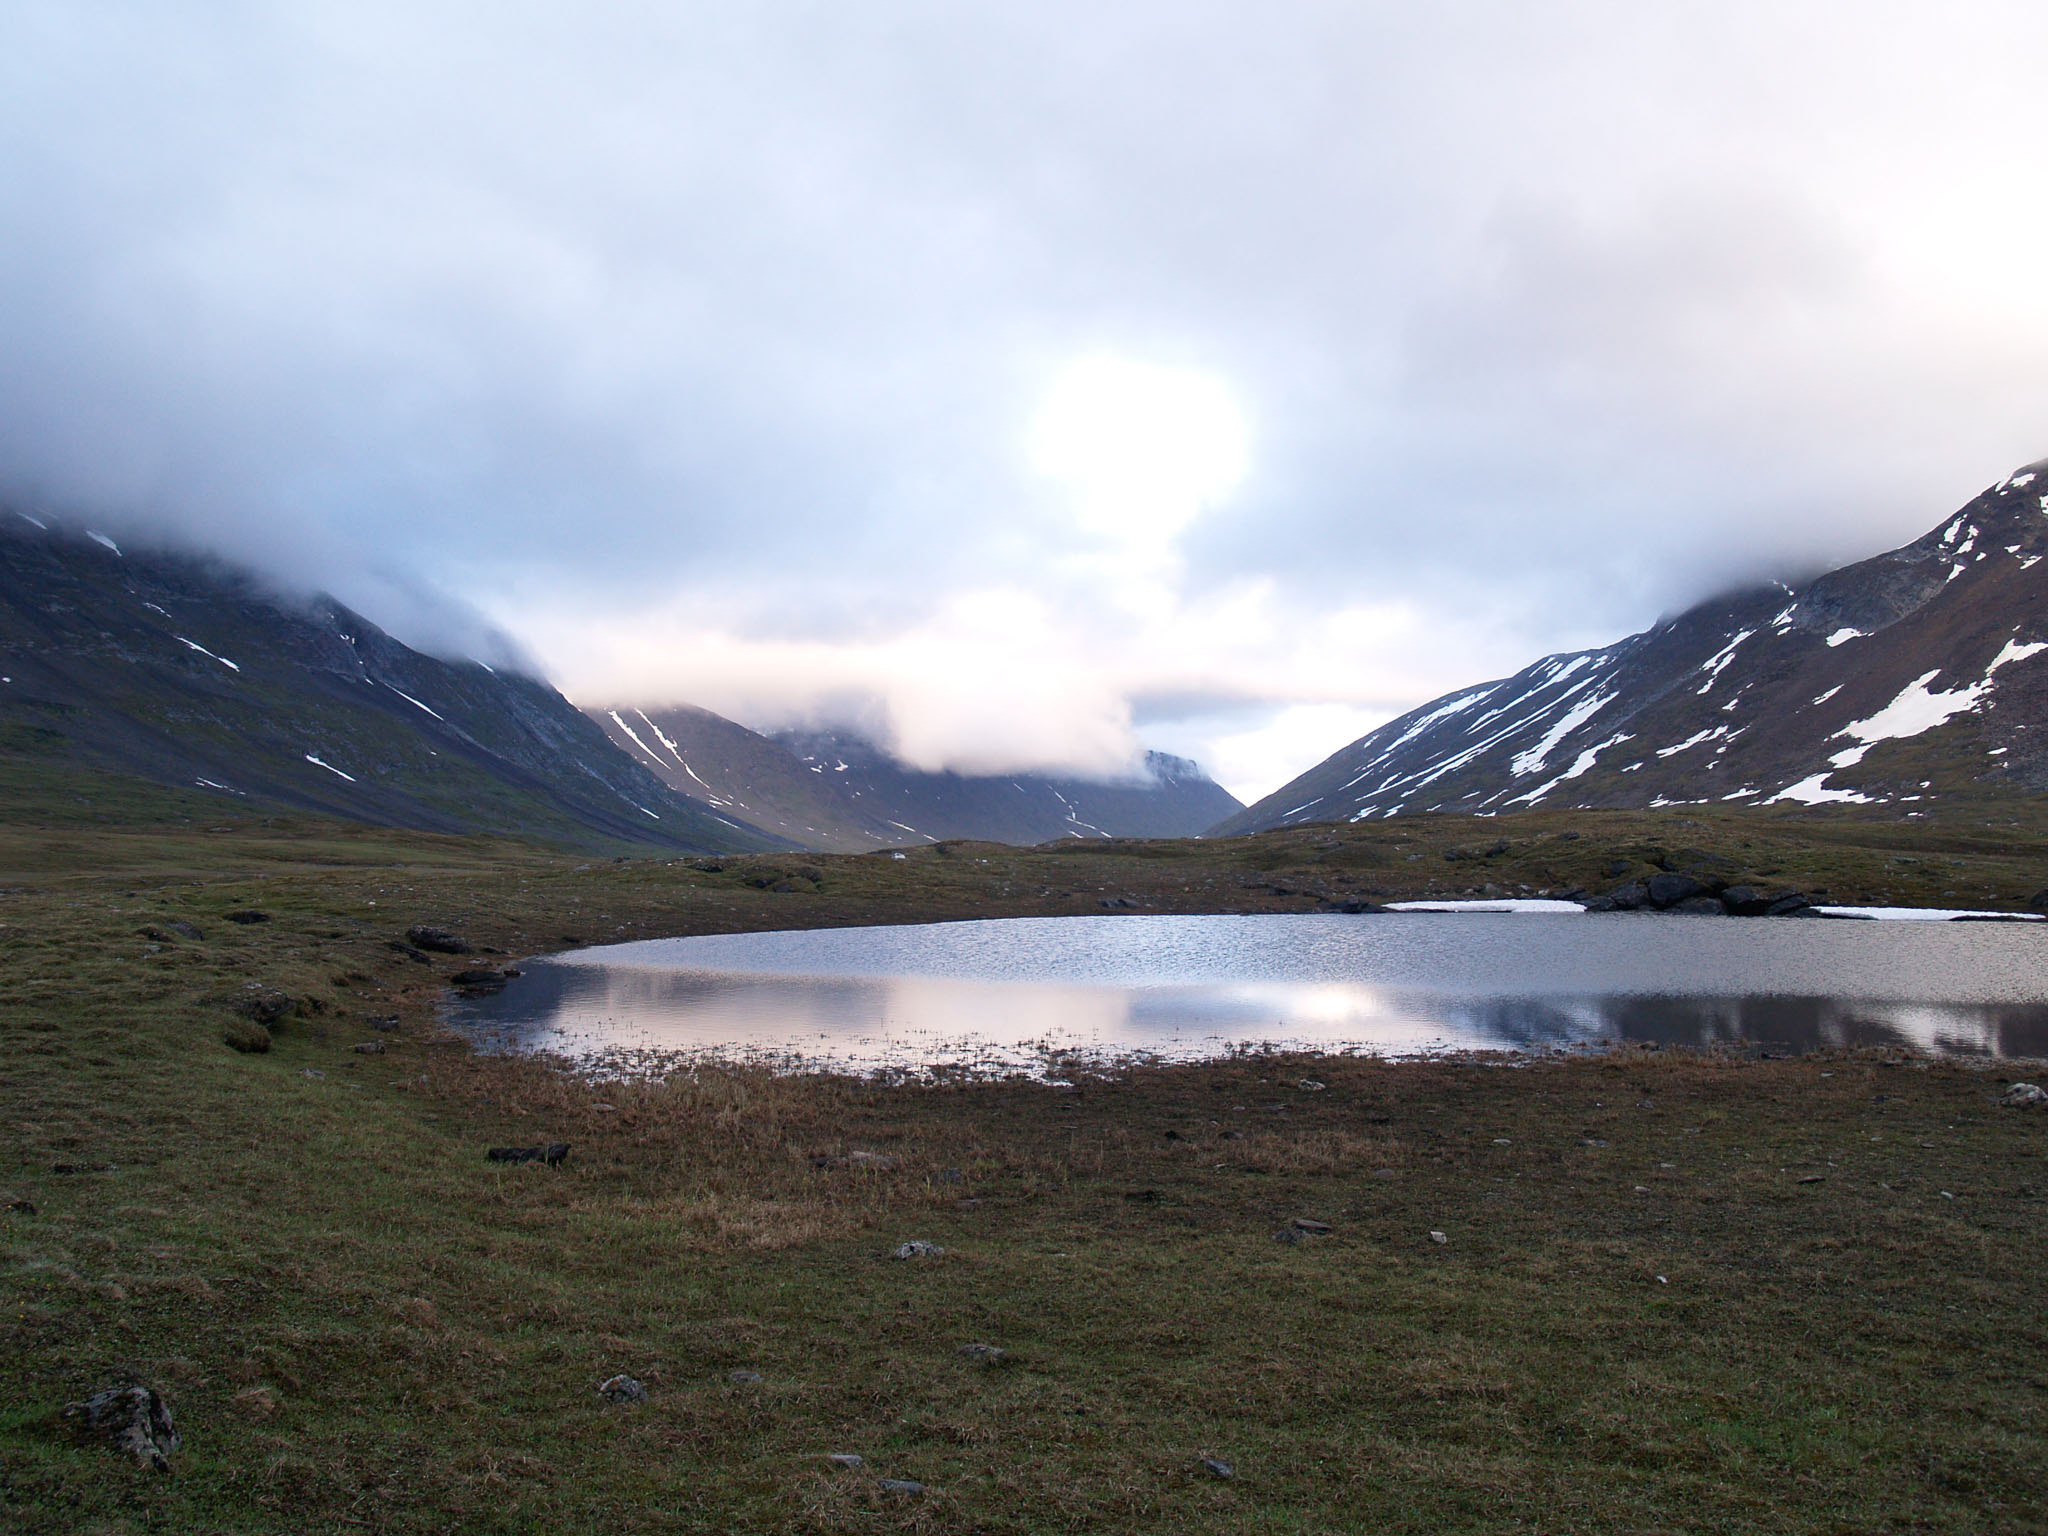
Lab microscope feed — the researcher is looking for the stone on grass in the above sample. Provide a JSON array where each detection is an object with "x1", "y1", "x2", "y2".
[
  {"x1": 892, "y1": 1239, "x2": 945, "y2": 1260},
  {"x1": 728, "y1": 1369, "x2": 764, "y2": 1385},
  {"x1": 958, "y1": 1343, "x2": 1007, "y2": 1365},
  {"x1": 405, "y1": 925, "x2": 471, "y2": 954},
  {"x1": 1428, "y1": 1230, "x2": 1448, "y2": 1244},
  {"x1": 1200, "y1": 1456, "x2": 1235, "y2": 1479},
  {"x1": 1292, "y1": 1217, "x2": 1332, "y2": 1235},
  {"x1": 827, "y1": 1452, "x2": 863, "y2": 1469},
  {"x1": 232, "y1": 985, "x2": 294, "y2": 1025},
  {"x1": 596, "y1": 1374, "x2": 647, "y2": 1404},
  {"x1": 2000, "y1": 1082, "x2": 2048, "y2": 1108},
  {"x1": 846, "y1": 1150, "x2": 899, "y2": 1170},
  {"x1": 878, "y1": 1478, "x2": 926, "y2": 1495},
  {"x1": 351, "y1": 1039, "x2": 386, "y2": 1054},
  {"x1": 65, "y1": 1385, "x2": 179, "y2": 1472}
]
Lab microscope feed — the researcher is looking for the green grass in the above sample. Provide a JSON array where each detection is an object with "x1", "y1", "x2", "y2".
[{"x1": 1, "y1": 803, "x2": 2046, "y2": 1532}]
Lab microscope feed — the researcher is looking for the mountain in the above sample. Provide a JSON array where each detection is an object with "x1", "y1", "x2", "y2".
[
  {"x1": 0, "y1": 516, "x2": 778, "y2": 851},
  {"x1": 589, "y1": 704, "x2": 1243, "y2": 850},
  {"x1": 1216, "y1": 459, "x2": 2048, "y2": 834}
]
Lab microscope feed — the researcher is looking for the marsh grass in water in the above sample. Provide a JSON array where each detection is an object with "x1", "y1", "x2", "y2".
[{"x1": 1, "y1": 803, "x2": 2046, "y2": 1531}]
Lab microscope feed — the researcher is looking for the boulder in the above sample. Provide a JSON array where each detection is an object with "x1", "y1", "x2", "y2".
[
  {"x1": 2000, "y1": 1082, "x2": 2047, "y2": 1108},
  {"x1": 405, "y1": 925, "x2": 472, "y2": 955},
  {"x1": 1200, "y1": 1457, "x2": 1235, "y2": 1479},
  {"x1": 958, "y1": 1343, "x2": 1008, "y2": 1365},
  {"x1": 1669, "y1": 895, "x2": 1725, "y2": 916},
  {"x1": 596, "y1": 1375, "x2": 647, "y2": 1404},
  {"x1": 1585, "y1": 881, "x2": 1648, "y2": 912},
  {"x1": 892, "y1": 1239, "x2": 945, "y2": 1260},
  {"x1": 1719, "y1": 885, "x2": 1772, "y2": 916},
  {"x1": 64, "y1": 1385, "x2": 179, "y2": 1472},
  {"x1": 1765, "y1": 891, "x2": 1813, "y2": 916},
  {"x1": 231, "y1": 986, "x2": 294, "y2": 1025},
  {"x1": 1645, "y1": 873, "x2": 1706, "y2": 908}
]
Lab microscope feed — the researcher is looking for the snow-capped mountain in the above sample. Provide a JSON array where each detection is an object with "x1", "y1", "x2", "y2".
[
  {"x1": 1215, "y1": 460, "x2": 2048, "y2": 834},
  {"x1": 0, "y1": 516, "x2": 777, "y2": 851},
  {"x1": 590, "y1": 704, "x2": 1242, "y2": 850}
]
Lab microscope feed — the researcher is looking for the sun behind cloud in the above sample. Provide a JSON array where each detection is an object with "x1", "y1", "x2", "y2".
[{"x1": 1027, "y1": 355, "x2": 1250, "y2": 549}]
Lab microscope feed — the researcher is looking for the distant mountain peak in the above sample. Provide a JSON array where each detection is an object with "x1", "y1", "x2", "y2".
[{"x1": 1214, "y1": 460, "x2": 2048, "y2": 834}]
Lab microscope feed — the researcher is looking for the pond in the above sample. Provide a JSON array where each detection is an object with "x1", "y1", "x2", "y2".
[{"x1": 441, "y1": 911, "x2": 2048, "y2": 1073}]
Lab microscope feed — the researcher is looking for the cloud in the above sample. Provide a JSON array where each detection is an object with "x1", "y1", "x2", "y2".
[{"x1": 5, "y1": 3, "x2": 2048, "y2": 800}]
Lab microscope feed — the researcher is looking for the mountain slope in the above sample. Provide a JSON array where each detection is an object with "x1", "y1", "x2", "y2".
[
  {"x1": 0, "y1": 517, "x2": 778, "y2": 851},
  {"x1": 589, "y1": 705, "x2": 1243, "y2": 850},
  {"x1": 1217, "y1": 459, "x2": 2048, "y2": 834}
]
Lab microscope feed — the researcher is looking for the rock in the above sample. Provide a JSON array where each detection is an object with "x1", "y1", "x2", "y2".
[
  {"x1": 449, "y1": 969, "x2": 508, "y2": 990},
  {"x1": 958, "y1": 1343, "x2": 1008, "y2": 1365},
  {"x1": 1428, "y1": 1230, "x2": 1448, "y2": 1244},
  {"x1": 1765, "y1": 891, "x2": 1814, "y2": 916},
  {"x1": 1645, "y1": 873, "x2": 1706, "y2": 908},
  {"x1": 1200, "y1": 1457, "x2": 1235, "y2": 1479},
  {"x1": 1325, "y1": 897, "x2": 1385, "y2": 914},
  {"x1": 367, "y1": 1016, "x2": 399, "y2": 1031},
  {"x1": 728, "y1": 1369, "x2": 764, "y2": 1385},
  {"x1": 2000, "y1": 1082, "x2": 2048, "y2": 1108},
  {"x1": 1292, "y1": 1218, "x2": 1333, "y2": 1235},
  {"x1": 827, "y1": 1452, "x2": 863, "y2": 1469},
  {"x1": 1586, "y1": 880, "x2": 1648, "y2": 913},
  {"x1": 1604, "y1": 859, "x2": 1632, "y2": 878},
  {"x1": 232, "y1": 985, "x2": 294, "y2": 1025},
  {"x1": 1297, "y1": 1079, "x2": 1326, "y2": 1092},
  {"x1": 64, "y1": 1385, "x2": 179, "y2": 1472},
  {"x1": 406, "y1": 925, "x2": 472, "y2": 954},
  {"x1": 351, "y1": 1040, "x2": 386, "y2": 1054},
  {"x1": 1370, "y1": 1167, "x2": 1397, "y2": 1179},
  {"x1": 7, "y1": 1198, "x2": 35, "y2": 1215},
  {"x1": 1668, "y1": 895, "x2": 1725, "y2": 916},
  {"x1": 158, "y1": 919, "x2": 204, "y2": 940},
  {"x1": 301, "y1": 1069, "x2": 326, "y2": 1081},
  {"x1": 225, "y1": 909, "x2": 270, "y2": 925},
  {"x1": 892, "y1": 1240, "x2": 945, "y2": 1260},
  {"x1": 1797, "y1": 1174, "x2": 1826, "y2": 1184},
  {"x1": 847, "y1": 1150, "x2": 899, "y2": 1170},
  {"x1": 1718, "y1": 884, "x2": 1771, "y2": 916},
  {"x1": 877, "y1": 1479, "x2": 926, "y2": 1495},
  {"x1": 223, "y1": 1020, "x2": 271, "y2": 1054},
  {"x1": 596, "y1": 1374, "x2": 647, "y2": 1404}
]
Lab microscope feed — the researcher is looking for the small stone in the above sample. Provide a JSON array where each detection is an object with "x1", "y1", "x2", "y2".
[
  {"x1": 1797, "y1": 1174, "x2": 1826, "y2": 1185},
  {"x1": 958, "y1": 1343, "x2": 1007, "y2": 1365},
  {"x1": 1200, "y1": 1457, "x2": 1235, "y2": 1479},
  {"x1": 1371, "y1": 1168, "x2": 1397, "y2": 1179},
  {"x1": 351, "y1": 1040, "x2": 387, "y2": 1054},
  {"x1": 1298, "y1": 1079, "x2": 1326, "y2": 1092},
  {"x1": 728, "y1": 1369, "x2": 764, "y2": 1385},
  {"x1": 405, "y1": 924, "x2": 471, "y2": 954},
  {"x1": 1291, "y1": 1218, "x2": 1333, "y2": 1235},
  {"x1": 596, "y1": 1374, "x2": 647, "y2": 1404},
  {"x1": 847, "y1": 1150, "x2": 899, "y2": 1170},
  {"x1": 827, "y1": 1452, "x2": 864, "y2": 1469},
  {"x1": 301, "y1": 1068, "x2": 326, "y2": 1080},
  {"x1": 64, "y1": 1385, "x2": 180, "y2": 1472},
  {"x1": 2000, "y1": 1081, "x2": 2048, "y2": 1108},
  {"x1": 1428, "y1": 1230, "x2": 1448, "y2": 1244},
  {"x1": 877, "y1": 1478, "x2": 925, "y2": 1495},
  {"x1": 892, "y1": 1239, "x2": 945, "y2": 1260},
  {"x1": 1491, "y1": 1137, "x2": 1512, "y2": 1145}
]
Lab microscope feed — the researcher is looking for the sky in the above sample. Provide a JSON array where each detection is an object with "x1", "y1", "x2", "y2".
[{"x1": 5, "y1": 4, "x2": 2048, "y2": 804}]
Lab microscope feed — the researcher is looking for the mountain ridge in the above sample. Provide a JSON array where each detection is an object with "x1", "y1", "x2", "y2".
[
  {"x1": 589, "y1": 703, "x2": 1242, "y2": 850},
  {"x1": 0, "y1": 516, "x2": 778, "y2": 851},
  {"x1": 1216, "y1": 459, "x2": 2048, "y2": 834}
]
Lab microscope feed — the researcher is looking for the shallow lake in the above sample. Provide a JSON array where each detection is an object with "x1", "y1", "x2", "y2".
[{"x1": 441, "y1": 911, "x2": 2048, "y2": 1073}]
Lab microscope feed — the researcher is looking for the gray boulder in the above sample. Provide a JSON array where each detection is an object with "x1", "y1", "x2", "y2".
[{"x1": 65, "y1": 1385, "x2": 179, "y2": 1472}]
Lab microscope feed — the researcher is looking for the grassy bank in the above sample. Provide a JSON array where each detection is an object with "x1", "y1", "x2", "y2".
[{"x1": 3, "y1": 806, "x2": 2047, "y2": 1532}]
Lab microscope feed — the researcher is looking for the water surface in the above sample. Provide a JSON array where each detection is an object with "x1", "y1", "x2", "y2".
[{"x1": 443, "y1": 912, "x2": 2048, "y2": 1072}]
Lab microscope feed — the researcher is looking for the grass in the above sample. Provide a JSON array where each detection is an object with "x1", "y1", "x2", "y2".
[{"x1": 2, "y1": 799, "x2": 2046, "y2": 1532}]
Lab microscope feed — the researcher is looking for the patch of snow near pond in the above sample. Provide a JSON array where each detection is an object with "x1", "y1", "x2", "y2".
[
  {"x1": 1815, "y1": 906, "x2": 2042, "y2": 922},
  {"x1": 1386, "y1": 899, "x2": 1588, "y2": 914}
]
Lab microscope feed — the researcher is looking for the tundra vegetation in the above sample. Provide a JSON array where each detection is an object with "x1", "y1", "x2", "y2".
[{"x1": 2, "y1": 764, "x2": 2045, "y2": 1532}]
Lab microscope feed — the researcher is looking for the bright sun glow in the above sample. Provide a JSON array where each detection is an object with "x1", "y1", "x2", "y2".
[{"x1": 1029, "y1": 356, "x2": 1250, "y2": 545}]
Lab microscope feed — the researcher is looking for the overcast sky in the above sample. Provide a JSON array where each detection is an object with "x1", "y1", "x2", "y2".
[{"x1": 5, "y1": 3, "x2": 2048, "y2": 801}]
